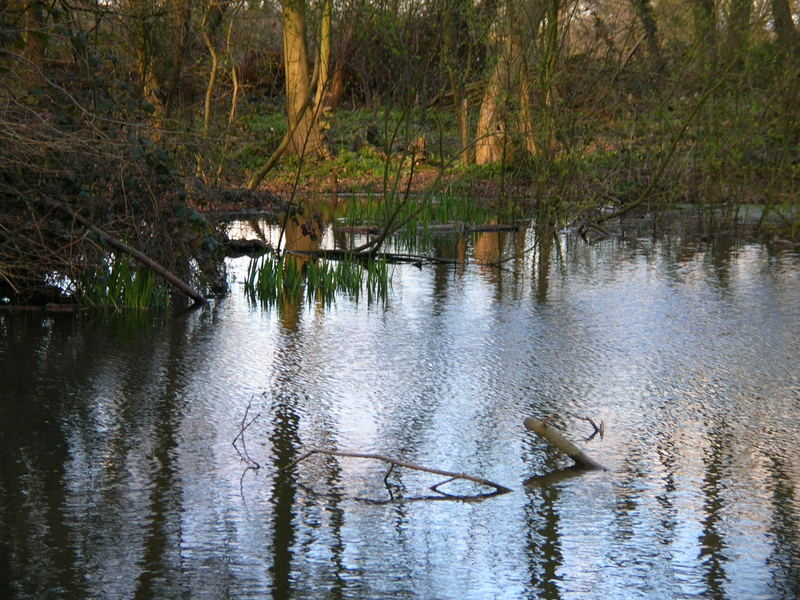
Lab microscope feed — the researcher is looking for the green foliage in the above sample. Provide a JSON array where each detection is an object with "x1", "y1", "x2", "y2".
[
  {"x1": 79, "y1": 254, "x2": 171, "y2": 311},
  {"x1": 245, "y1": 254, "x2": 390, "y2": 306}
]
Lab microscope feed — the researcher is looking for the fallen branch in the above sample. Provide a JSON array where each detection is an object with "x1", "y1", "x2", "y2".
[
  {"x1": 275, "y1": 448, "x2": 512, "y2": 501},
  {"x1": 576, "y1": 415, "x2": 605, "y2": 441},
  {"x1": 45, "y1": 200, "x2": 207, "y2": 306},
  {"x1": 524, "y1": 416, "x2": 607, "y2": 470}
]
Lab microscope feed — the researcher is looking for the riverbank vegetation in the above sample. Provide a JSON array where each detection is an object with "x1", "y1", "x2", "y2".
[{"x1": 1, "y1": 0, "x2": 798, "y2": 307}]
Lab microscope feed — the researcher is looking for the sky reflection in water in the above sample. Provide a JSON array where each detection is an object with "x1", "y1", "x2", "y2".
[{"x1": 1, "y1": 225, "x2": 799, "y2": 599}]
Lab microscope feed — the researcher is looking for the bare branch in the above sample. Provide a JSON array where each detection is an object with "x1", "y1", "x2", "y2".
[{"x1": 273, "y1": 448, "x2": 512, "y2": 501}]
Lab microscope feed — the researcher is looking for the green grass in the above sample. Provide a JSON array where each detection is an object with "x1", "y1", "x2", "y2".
[
  {"x1": 79, "y1": 253, "x2": 171, "y2": 311},
  {"x1": 244, "y1": 254, "x2": 390, "y2": 306}
]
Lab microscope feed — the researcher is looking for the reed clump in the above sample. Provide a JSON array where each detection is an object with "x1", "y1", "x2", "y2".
[
  {"x1": 79, "y1": 254, "x2": 171, "y2": 311},
  {"x1": 245, "y1": 254, "x2": 390, "y2": 305}
]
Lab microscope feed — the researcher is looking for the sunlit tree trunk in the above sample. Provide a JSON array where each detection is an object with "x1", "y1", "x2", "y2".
[
  {"x1": 475, "y1": 46, "x2": 509, "y2": 165},
  {"x1": 281, "y1": 0, "x2": 328, "y2": 158},
  {"x1": 475, "y1": 0, "x2": 552, "y2": 165}
]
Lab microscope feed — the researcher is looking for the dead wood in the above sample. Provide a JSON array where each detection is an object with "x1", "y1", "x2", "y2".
[
  {"x1": 275, "y1": 448, "x2": 512, "y2": 501},
  {"x1": 524, "y1": 416, "x2": 607, "y2": 470},
  {"x1": 223, "y1": 238, "x2": 272, "y2": 257},
  {"x1": 46, "y1": 200, "x2": 207, "y2": 306}
]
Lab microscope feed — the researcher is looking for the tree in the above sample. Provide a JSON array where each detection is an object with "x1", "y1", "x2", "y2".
[
  {"x1": 248, "y1": 0, "x2": 331, "y2": 190},
  {"x1": 770, "y1": 0, "x2": 799, "y2": 60},
  {"x1": 474, "y1": 0, "x2": 552, "y2": 165}
]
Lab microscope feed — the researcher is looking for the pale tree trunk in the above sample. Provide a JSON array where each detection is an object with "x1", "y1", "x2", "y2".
[
  {"x1": 282, "y1": 0, "x2": 328, "y2": 158},
  {"x1": 475, "y1": 48, "x2": 508, "y2": 165},
  {"x1": 532, "y1": 0, "x2": 557, "y2": 153},
  {"x1": 518, "y1": 74, "x2": 538, "y2": 156},
  {"x1": 475, "y1": 0, "x2": 549, "y2": 165},
  {"x1": 314, "y1": 0, "x2": 332, "y2": 111},
  {"x1": 248, "y1": 0, "x2": 331, "y2": 189}
]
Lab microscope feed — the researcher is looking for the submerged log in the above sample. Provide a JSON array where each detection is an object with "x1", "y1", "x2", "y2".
[{"x1": 524, "y1": 416, "x2": 607, "y2": 470}]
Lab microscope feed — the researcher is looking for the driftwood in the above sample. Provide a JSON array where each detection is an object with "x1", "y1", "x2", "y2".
[
  {"x1": 524, "y1": 416, "x2": 607, "y2": 471},
  {"x1": 285, "y1": 248, "x2": 432, "y2": 266},
  {"x1": 274, "y1": 448, "x2": 512, "y2": 502},
  {"x1": 46, "y1": 200, "x2": 207, "y2": 306},
  {"x1": 223, "y1": 237, "x2": 272, "y2": 257},
  {"x1": 231, "y1": 397, "x2": 511, "y2": 502}
]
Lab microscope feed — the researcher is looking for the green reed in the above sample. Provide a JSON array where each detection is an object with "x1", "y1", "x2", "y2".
[
  {"x1": 245, "y1": 254, "x2": 390, "y2": 305},
  {"x1": 80, "y1": 253, "x2": 170, "y2": 310}
]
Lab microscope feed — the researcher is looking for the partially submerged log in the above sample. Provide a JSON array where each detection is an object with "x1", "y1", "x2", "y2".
[
  {"x1": 223, "y1": 237, "x2": 272, "y2": 257},
  {"x1": 524, "y1": 416, "x2": 607, "y2": 470}
]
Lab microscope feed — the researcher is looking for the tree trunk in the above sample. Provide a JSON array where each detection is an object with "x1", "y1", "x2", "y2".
[
  {"x1": 281, "y1": 0, "x2": 327, "y2": 158},
  {"x1": 632, "y1": 0, "x2": 665, "y2": 72},
  {"x1": 475, "y1": 52, "x2": 508, "y2": 165},
  {"x1": 443, "y1": 0, "x2": 472, "y2": 164},
  {"x1": 131, "y1": 1, "x2": 166, "y2": 134},
  {"x1": 165, "y1": 0, "x2": 192, "y2": 117},
  {"x1": 770, "y1": 0, "x2": 799, "y2": 59},
  {"x1": 313, "y1": 0, "x2": 332, "y2": 111},
  {"x1": 327, "y1": 19, "x2": 358, "y2": 110},
  {"x1": 692, "y1": 0, "x2": 717, "y2": 70},
  {"x1": 24, "y1": 1, "x2": 46, "y2": 72},
  {"x1": 524, "y1": 417, "x2": 607, "y2": 470},
  {"x1": 725, "y1": 0, "x2": 751, "y2": 62}
]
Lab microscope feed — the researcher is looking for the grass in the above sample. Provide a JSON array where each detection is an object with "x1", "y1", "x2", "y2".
[
  {"x1": 244, "y1": 254, "x2": 390, "y2": 306},
  {"x1": 79, "y1": 253, "x2": 171, "y2": 311},
  {"x1": 228, "y1": 78, "x2": 799, "y2": 239}
]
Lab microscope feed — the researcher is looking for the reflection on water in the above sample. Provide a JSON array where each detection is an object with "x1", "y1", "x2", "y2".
[{"x1": 1, "y1": 218, "x2": 799, "y2": 599}]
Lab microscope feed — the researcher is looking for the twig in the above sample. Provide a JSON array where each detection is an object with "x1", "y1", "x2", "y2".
[
  {"x1": 232, "y1": 395, "x2": 261, "y2": 470},
  {"x1": 575, "y1": 415, "x2": 605, "y2": 441},
  {"x1": 273, "y1": 448, "x2": 512, "y2": 501}
]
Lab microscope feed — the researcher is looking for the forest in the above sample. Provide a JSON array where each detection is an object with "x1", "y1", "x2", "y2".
[{"x1": 1, "y1": 0, "x2": 798, "y2": 306}]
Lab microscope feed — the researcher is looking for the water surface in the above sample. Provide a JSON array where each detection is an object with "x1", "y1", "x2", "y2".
[{"x1": 1, "y1": 220, "x2": 799, "y2": 599}]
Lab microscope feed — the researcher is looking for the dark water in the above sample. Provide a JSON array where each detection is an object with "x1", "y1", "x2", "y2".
[{"x1": 1, "y1": 220, "x2": 799, "y2": 599}]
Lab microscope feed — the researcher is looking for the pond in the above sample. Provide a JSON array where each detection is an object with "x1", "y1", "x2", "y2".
[{"x1": 1, "y1": 214, "x2": 799, "y2": 599}]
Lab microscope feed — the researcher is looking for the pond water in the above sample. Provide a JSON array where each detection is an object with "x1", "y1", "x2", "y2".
[{"x1": 1, "y1": 216, "x2": 799, "y2": 599}]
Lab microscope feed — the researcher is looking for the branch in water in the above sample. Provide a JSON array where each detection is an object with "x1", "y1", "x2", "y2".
[
  {"x1": 524, "y1": 416, "x2": 607, "y2": 471},
  {"x1": 274, "y1": 448, "x2": 512, "y2": 501}
]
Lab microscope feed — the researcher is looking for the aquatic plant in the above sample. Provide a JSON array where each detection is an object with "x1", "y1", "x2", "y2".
[
  {"x1": 79, "y1": 253, "x2": 171, "y2": 311},
  {"x1": 245, "y1": 254, "x2": 390, "y2": 305}
]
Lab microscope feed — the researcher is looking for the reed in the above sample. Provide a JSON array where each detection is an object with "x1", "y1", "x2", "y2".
[
  {"x1": 245, "y1": 254, "x2": 390, "y2": 305},
  {"x1": 80, "y1": 253, "x2": 170, "y2": 310}
]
